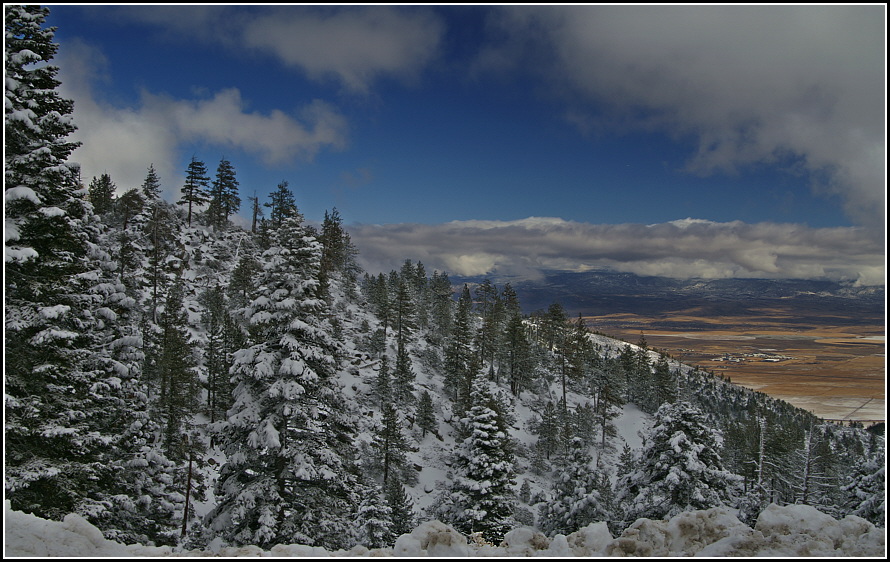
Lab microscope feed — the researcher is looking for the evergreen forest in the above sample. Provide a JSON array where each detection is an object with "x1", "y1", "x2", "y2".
[{"x1": 5, "y1": 5, "x2": 885, "y2": 551}]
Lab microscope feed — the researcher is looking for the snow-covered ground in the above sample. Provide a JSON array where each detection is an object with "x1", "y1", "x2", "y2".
[{"x1": 5, "y1": 500, "x2": 884, "y2": 557}]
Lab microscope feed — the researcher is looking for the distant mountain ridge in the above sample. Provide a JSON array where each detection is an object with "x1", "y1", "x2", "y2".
[{"x1": 451, "y1": 270, "x2": 885, "y2": 321}]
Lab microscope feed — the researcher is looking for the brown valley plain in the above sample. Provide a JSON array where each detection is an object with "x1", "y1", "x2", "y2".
[{"x1": 584, "y1": 306, "x2": 886, "y2": 424}]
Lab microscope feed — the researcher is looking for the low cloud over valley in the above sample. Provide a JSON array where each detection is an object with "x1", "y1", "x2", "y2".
[{"x1": 350, "y1": 217, "x2": 884, "y2": 285}]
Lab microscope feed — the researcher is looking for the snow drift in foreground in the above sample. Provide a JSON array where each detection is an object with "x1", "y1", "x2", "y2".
[{"x1": 4, "y1": 501, "x2": 884, "y2": 557}]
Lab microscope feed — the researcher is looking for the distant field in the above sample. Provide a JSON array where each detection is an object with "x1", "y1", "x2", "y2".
[{"x1": 584, "y1": 306, "x2": 886, "y2": 423}]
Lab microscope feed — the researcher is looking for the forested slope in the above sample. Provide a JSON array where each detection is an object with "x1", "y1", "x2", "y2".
[{"x1": 5, "y1": 5, "x2": 884, "y2": 553}]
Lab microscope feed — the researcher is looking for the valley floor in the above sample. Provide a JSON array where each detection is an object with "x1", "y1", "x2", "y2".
[{"x1": 586, "y1": 312, "x2": 885, "y2": 423}]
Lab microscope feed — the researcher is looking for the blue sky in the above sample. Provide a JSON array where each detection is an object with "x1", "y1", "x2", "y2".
[{"x1": 47, "y1": 5, "x2": 885, "y2": 283}]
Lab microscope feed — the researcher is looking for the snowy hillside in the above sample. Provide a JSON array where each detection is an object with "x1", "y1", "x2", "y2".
[{"x1": 6, "y1": 202, "x2": 884, "y2": 552}]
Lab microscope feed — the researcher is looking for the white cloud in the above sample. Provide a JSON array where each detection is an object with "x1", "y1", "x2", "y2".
[
  {"x1": 242, "y1": 7, "x2": 444, "y2": 93},
  {"x1": 56, "y1": 39, "x2": 348, "y2": 198},
  {"x1": 482, "y1": 5, "x2": 886, "y2": 233},
  {"x1": 349, "y1": 217, "x2": 885, "y2": 285},
  {"x1": 98, "y1": 5, "x2": 445, "y2": 94}
]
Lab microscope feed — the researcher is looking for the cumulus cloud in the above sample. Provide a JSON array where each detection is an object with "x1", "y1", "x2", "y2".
[
  {"x1": 349, "y1": 217, "x2": 885, "y2": 286},
  {"x1": 56, "y1": 39, "x2": 347, "y2": 198},
  {"x1": 95, "y1": 5, "x2": 444, "y2": 94},
  {"x1": 242, "y1": 7, "x2": 444, "y2": 93},
  {"x1": 480, "y1": 5, "x2": 886, "y2": 233}
]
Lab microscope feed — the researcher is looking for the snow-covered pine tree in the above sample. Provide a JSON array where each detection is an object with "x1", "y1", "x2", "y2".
[
  {"x1": 591, "y1": 367, "x2": 624, "y2": 451},
  {"x1": 4, "y1": 4, "x2": 144, "y2": 526},
  {"x1": 615, "y1": 442, "x2": 635, "y2": 480},
  {"x1": 149, "y1": 281, "x2": 200, "y2": 457},
  {"x1": 142, "y1": 181, "x2": 176, "y2": 322},
  {"x1": 227, "y1": 252, "x2": 260, "y2": 310},
  {"x1": 205, "y1": 210, "x2": 359, "y2": 550},
  {"x1": 616, "y1": 400, "x2": 739, "y2": 527},
  {"x1": 790, "y1": 426, "x2": 841, "y2": 515},
  {"x1": 538, "y1": 446, "x2": 611, "y2": 536},
  {"x1": 651, "y1": 354, "x2": 677, "y2": 411},
  {"x1": 374, "y1": 354, "x2": 392, "y2": 407},
  {"x1": 354, "y1": 484, "x2": 395, "y2": 549},
  {"x1": 80, "y1": 238, "x2": 189, "y2": 546},
  {"x1": 392, "y1": 273, "x2": 416, "y2": 349},
  {"x1": 531, "y1": 400, "x2": 562, "y2": 462},
  {"x1": 440, "y1": 373, "x2": 516, "y2": 544},
  {"x1": 205, "y1": 285, "x2": 246, "y2": 428},
  {"x1": 842, "y1": 447, "x2": 885, "y2": 526},
  {"x1": 444, "y1": 284, "x2": 477, "y2": 412},
  {"x1": 384, "y1": 476, "x2": 416, "y2": 539},
  {"x1": 503, "y1": 312, "x2": 533, "y2": 397},
  {"x1": 5, "y1": 3, "x2": 81, "y2": 274}
]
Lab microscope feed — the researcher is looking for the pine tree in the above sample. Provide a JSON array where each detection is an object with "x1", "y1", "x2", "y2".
[
  {"x1": 5, "y1": 4, "x2": 81, "y2": 272},
  {"x1": 791, "y1": 426, "x2": 840, "y2": 514},
  {"x1": 245, "y1": 192, "x2": 263, "y2": 233},
  {"x1": 374, "y1": 354, "x2": 392, "y2": 408},
  {"x1": 113, "y1": 187, "x2": 143, "y2": 230},
  {"x1": 428, "y1": 270, "x2": 453, "y2": 344},
  {"x1": 416, "y1": 390, "x2": 437, "y2": 438},
  {"x1": 264, "y1": 180, "x2": 298, "y2": 229},
  {"x1": 143, "y1": 191, "x2": 175, "y2": 323},
  {"x1": 178, "y1": 156, "x2": 209, "y2": 226},
  {"x1": 504, "y1": 313, "x2": 533, "y2": 397},
  {"x1": 531, "y1": 401, "x2": 562, "y2": 462},
  {"x1": 542, "y1": 302, "x2": 568, "y2": 351},
  {"x1": 539, "y1": 448, "x2": 611, "y2": 536},
  {"x1": 227, "y1": 253, "x2": 260, "y2": 310},
  {"x1": 565, "y1": 314, "x2": 593, "y2": 387},
  {"x1": 475, "y1": 279, "x2": 503, "y2": 377},
  {"x1": 199, "y1": 285, "x2": 237, "y2": 425},
  {"x1": 392, "y1": 340, "x2": 415, "y2": 406},
  {"x1": 205, "y1": 214, "x2": 358, "y2": 550},
  {"x1": 842, "y1": 447, "x2": 885, "y2": 526},
  {"x1": 141, "y1": 163, "x2": 162, "y2": 199},
  {"x1": 318, "y1": 208, "x2": 358, "y2": 289},
  {"x1": 205, "y1": 157, "x2": 240, "y2": 229},
  {"x1": 150, "y1": 281, "x2": 200, "y2": 458},
  {"x1": 384, "y1": 477, "x2": 416, "y2": 539},
  {"x1": 110, "y1": 188, "x2": 145, "y2": 287},
  {"x1": 393, "y1": 276, "x2": 416, "y2": 345},
  {"x1": 372, "y1": 404, "x2": 412, "y2": 487},
  {"x1": 616, "y1": 442, "x2": 635, "y2": 480},
  {"x1": 444, "y1": 285, "x2": 477, "y2": 412},
  {"x1": 593, "y1": 380, "x2": 623, "y2": 451},
  {"x1": 440, "y1": 375, "x2": 516, "y2": 544},
  {"x1": 652, "y1": 354, "x2": 676, "y2": 410},
  {"x1": 87, "y1": 173, "x2": 116, "y2": 215},
  {"x1": 354, "y1": 484, "x2": 394, "y2": 549},
  {"x1": 5, "y1": 5, "x2": 142, "y2": 525},
  {"x1": 616, "y1": 401, "x2": 739, "y2": 527}
]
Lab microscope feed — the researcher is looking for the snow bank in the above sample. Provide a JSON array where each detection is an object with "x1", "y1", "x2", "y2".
[{"x1": 4, "y1": 501, "x2": 884, "y2": 557}]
